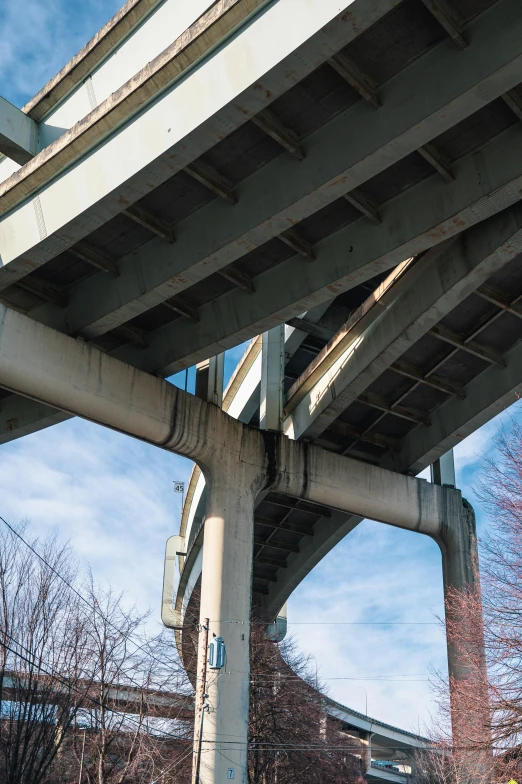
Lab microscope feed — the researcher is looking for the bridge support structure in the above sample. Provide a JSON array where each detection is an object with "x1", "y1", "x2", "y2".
[{"x1": 0, "y1": 303, "x2": 488, "y2": 782}]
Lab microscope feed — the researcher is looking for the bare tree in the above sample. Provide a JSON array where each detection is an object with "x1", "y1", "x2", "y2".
[
  {"x1": 248, "y1": 620, "x2": 363, "y2": 784},
  {"x1": 0, "y1": 521, "x2": 92, "y2": 784},
  {"x1": 0, "y1": 522, "x2": 193, "y2": 784},
  {"x1": 70, "y1": 577, "x2": 192, "y2": 784},
  {"x1": 431, "y1": 416, "x2": 522, "y2": 778},
  {"x1": 0, "y1": 522, "x2": 365, "y2": 784},
  {"x1": 411, "y1": 743, "x2": 495, "y2": 784}
]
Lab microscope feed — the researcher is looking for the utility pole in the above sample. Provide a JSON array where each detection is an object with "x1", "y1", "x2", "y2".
[
  {"x1": 78, "y1": 728, "x2": 86, "y2": 784},
  {"x1": 192, "y1": 619, "x2": 210, "y2": 784}
]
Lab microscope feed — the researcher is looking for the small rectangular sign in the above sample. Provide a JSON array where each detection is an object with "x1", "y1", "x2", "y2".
[
  {"x1": 227, "y1": 769, "x2": 235, "y2": 779},
  {"x1": 173, "y1": 481, "x2": 185, "y2": 494}
]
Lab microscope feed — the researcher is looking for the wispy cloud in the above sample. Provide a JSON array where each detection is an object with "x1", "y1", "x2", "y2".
[
  {"x1": 0, "y1": 0, "x2": 122, "y2": 107},
  {"x1": 0, "y1": 416, "x2": 192, "y2": 625},
  {"x1": 288, "y1": 519, "x2": 446, "y2": 732}
]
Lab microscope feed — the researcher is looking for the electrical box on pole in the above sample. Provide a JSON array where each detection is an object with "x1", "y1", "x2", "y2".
[{"x1": 208, "y1": 636, "x2": 226, "y2": 669}]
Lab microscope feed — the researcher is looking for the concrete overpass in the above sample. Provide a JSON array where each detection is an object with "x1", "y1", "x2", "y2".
[
  {"x1": 0, "y1": 0, "x2": 518, "y2": 780},
  {"x1": 2, "y1": 669, "x2": 428, "y2": 783}
]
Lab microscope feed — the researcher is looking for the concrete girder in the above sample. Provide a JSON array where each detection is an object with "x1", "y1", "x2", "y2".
[
  {"x1": 0, "y1": 0, "x2": 403, "y2": 292},
  {"x1": 381, "y1": 336, "x2": 522, "y2": 476},
  {"x1": 0, "y1": 302, "x2": 483, "y2": 774},
  {"x1": 0, "y1": 97, "x2": 38, "y2": 166},
  {"x1": 111, "y1": 121, "x2": 522, "y2": 376},
  {"x1": 0, "y1": 301, "x2": 459, "y2": 535},
  {"x1": 0, "y1": 395, "x2": 70, "y2": 445},
  {"x1": 283, "y1": 203, "x2": 522, "y2": 441},
  {"x1": 54, "y1": 0, "x2": 522, "y2": 340},
  {"x1": 0, "y1": 302, "x2": 330, "y2": 448}
]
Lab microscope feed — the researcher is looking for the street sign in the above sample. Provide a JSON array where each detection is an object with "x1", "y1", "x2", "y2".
[{"x1": 173, "y1": 481, "x2": 185, "y2": 494}]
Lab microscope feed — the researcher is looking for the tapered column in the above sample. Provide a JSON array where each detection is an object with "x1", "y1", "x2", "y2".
[
  {"x1": 437, "y1": 492, "x2": 489, "y2": 747},
  {"x1": 193, "y1": 458, "x2": 261, "y2": 784},
  {"x1": 359, "y1": 730, "x2": 372, "y2": 773},
  {"x1": 260, "y1": 325, "x2": 284, "y2": 431},
  {"x1": 431, "y1": 448, "x2": 456, "y2": 488},
  {"x1": 195, "y1": 354, "x2": 225, "y2": 408}
]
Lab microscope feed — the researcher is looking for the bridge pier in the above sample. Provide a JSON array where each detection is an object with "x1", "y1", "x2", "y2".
[
  {"x1": 194, "y1": 459, "x2": 261, "y2": 784},
  {"x1": 438, "y1": 496, "x2": 489, "y2": 746},
  {"x1": 0, "y1": 304, "x2": 490, "y2": 779}
]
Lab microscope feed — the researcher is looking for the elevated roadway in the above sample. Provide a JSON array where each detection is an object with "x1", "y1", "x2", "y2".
[
  {"x1": 1, "y1": 0, "x2": 522, "y2": 448},
  {"x1": 0, "y1": 0, "x2": 518, "y2": 780}
]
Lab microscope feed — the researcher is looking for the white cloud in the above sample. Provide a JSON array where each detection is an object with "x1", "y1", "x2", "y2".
[
  {"x1": 0, "y1": 417, "x2": 192, "y2": 626},
  {"x1": 288, "y1": 519, "x2": 446, "y2": 732}
]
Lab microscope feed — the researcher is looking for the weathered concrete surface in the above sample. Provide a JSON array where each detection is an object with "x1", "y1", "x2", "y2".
[
  {"x1": 0, "y1": 0, "x2": 397, "y2": 284},
  {"x1": 0, "y1": 97, "x2": 37, "y2": 166},
  {"x1": 111, "y1": 122, "x2": 522, "y2": 376},
  {"x1": 65, "y1": 0, "x2": 522, "y2": 341},
  {"x1": 0, "y1": 302, "x2": 483, "y2": 781},
  {"x1": 0, "y1": 0, "x2": 271, "y2": 211},
  {"x1": 0, "y1": 303, "x2": 454, "y2": 531},
  {"x1": 381, "y1": 336, "x2": 522, "y2": 475},
  {"x1": 23, "y1": 0, "x2": 163, "y2": 122},
  {"x1": 284, "y1": 203, "x2": 522, "y2": 440}
]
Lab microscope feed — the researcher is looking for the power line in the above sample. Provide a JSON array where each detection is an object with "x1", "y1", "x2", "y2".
[
  {"x1": 218, "y1": 619, "x2": 439, "y2": 625},
  {"x1": 0, "y1": 515, "x2": 175, "y2": 672},
  {"x1": 0, "y1": 633, "x2": 191, "y2": 744},
  {"x1": 285, "y1": 622, "x2": 438, "y2": 626},
  {"x1": 0, "y1": 514, "x2": 198, "y2": 732}
]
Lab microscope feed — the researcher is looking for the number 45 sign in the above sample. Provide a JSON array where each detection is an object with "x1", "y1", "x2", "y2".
[{"x1": 173, "y1": 481, "x2": 185, "y2": 494}]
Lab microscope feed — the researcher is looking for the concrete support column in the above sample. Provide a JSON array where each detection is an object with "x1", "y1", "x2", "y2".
[
  {"x1": 438, "y1": 493, "x2": 489, "y2": 746},
  {"x1": 194, "y1": 457, "x2": 261, "y2": 784},
  {"x1": 260, "y1": 325, "x2": 284, "y2": 431},
  {"x1": 431, "y1": 448, "x2": 456, "y2": 488},
  {"x1": 359, "y1": 730, "x2": 372, "y2": 774},
  {"x1": 195, "y1": 354, "x2": 224, "y2": 408}
]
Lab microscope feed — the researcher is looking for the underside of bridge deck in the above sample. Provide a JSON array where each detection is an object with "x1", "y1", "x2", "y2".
[
  {"x1": 2, "y1": 0, "x2": 522, "y2": 455},
  {"x1": 0, "y1": 1, "x2": 516, "y2": 779}
]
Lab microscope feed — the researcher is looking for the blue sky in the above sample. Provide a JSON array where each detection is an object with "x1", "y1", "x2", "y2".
[
  {"x1": 1, "y1": 0, "x2": 519, "y2": 735},
  {"x1": 0, "y1": 0, "x2": 123, "y2": 109}
]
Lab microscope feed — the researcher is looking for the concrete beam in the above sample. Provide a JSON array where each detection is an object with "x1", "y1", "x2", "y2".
[
  {"x1": 0, "y1": 303, "x2": 236, "y2": 465},
  {"x1": 382, "y1": 336, "x2": 522, "y2": 476},
  {"x1": 111, "y1": 122, "x2": 522, "y2": 376},
  {"x1": 0, "y1": 394, "x2": 70, "y2": 445},
  {"x1": 0, "y1": 302, "x2": 456, "y2": 537},
  {"x1": 0, "y1": 0, "x2": 402, "y2": 291},
  {"x1": 283, "y1": 203, "x2": 522, "y2": 441},
  {"x1": 55, "y1": 0, "x2": 522, "y2": 340},
  {"x1": 0, "y1": 97, "x2": 37, "y2": 166}
]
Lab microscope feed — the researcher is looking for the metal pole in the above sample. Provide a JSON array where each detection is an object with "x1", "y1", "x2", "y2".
[
  {"x1": 195, "y1": 699, "x2": 209, "y2": 784},
  {"x1": 355, "y1": 685, "x2": 368, "y2": 716},
  {"x1": 78, "y1": 728, "x2": 86, "y2": 784},
  {"x1": 192, "y1": 618, "x2": 210, "y2": 784}
]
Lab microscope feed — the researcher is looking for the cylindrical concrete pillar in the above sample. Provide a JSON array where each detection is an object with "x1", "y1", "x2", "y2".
[
  {"x1": 193, "y1": 460, "x2": 259, "y2": 784},
  {"x1": 437, "y1": 494, "x2": 489, "y2": 748}
]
